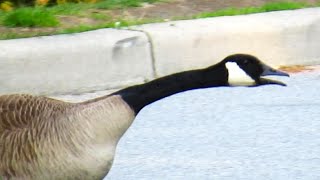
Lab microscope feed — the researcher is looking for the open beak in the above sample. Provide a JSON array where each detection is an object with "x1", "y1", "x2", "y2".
[{"x1": 258, "y1": 64, "x2": 290, "y2": 86}]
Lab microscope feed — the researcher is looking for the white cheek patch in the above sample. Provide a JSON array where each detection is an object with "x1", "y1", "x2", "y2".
[{"x1": 225, "y1": 62, "x2": 255, "y2": 86}]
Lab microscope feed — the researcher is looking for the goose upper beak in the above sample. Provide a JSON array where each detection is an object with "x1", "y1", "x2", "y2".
[
  {"x1": 257, "y1": 64, "x2": 290, "y2": 86},
  {"x1": 261, "y1": 64, "x2": 290, "y2": 77}
]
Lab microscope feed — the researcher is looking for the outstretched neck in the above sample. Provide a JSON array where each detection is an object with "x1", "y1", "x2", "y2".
[{"x1": 113, "y1": 63, "x2": 228, "y2": 114}]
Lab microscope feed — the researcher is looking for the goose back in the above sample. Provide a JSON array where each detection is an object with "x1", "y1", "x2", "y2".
[{"x1": 0, "y1": 94, "x2": 135, "y2": 179}]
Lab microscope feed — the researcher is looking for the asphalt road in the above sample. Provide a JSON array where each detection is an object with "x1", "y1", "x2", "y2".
[{"x1": 55, "y1": 67, "x2": 320, "y2": 180}]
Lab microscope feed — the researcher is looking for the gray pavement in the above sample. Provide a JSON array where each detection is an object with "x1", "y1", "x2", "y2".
[{"x1": 55, "y1": 67, "x2": 320, "y2": 180}]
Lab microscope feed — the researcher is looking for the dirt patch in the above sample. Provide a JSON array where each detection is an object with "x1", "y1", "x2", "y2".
[
  {"x1": 112, "y1": 0, "x2": 268, "y2": 19},
  {"x1": 279, "y1": 65, "x2": 316, "y2": 73},
  {"x1": 110, "y1": 0, "x2": 317, "y2": 19}
]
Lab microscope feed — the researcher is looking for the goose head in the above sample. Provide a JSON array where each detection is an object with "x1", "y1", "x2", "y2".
[{"x1": 223, "y1": 54, "x2": 289, "y2": 86}]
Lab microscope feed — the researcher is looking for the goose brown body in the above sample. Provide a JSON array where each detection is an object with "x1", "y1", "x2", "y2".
[{"x1": 0, "y1": 94, "x2": 135, "y2": 179}]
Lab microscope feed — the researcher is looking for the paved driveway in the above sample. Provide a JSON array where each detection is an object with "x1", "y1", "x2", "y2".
[{"x1": 56, "y1": 67, "x2": 320, "y2": 180}]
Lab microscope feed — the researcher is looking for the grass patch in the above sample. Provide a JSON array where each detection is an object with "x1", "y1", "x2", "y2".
[
  {"x1": 94, "y1": 0, "x2": 141, "y2": 9},
  {"x1": 262, "y1": 1, "x2": 308, "y2": 11},
  {"x1": 47, "y1": 3, "x2": 91, "y2": 15},
  {"x1": 195, "y1": 1, "x2": 310, "y2": 18},
  {"x1": 58, "y1": 18, "x2": 163, "y2": 33},
  {"x1": 3, "y1": 7, "x2": 59, "y2": 27},
  {"x1": 0, "y1": 31, "x2": 53, "y2": 39},
  {"x1": 0, "y1": 0, "x2": 318, "y2": 39},
  {"x1": 0, "y1": 0, "x2": 162, "y2": 28},
  {"x1": 195, "y1": 7, "x2": 260, "y2": 18},
  {"x1": 0, "y1": 18, "x2": 164, "y2": 39},
  {"x1": 0, "y1": 10, "x2": 5, "y2": 24},
  {"x1": 58, "y1": 24, "x2": 108, "y2": 34}
]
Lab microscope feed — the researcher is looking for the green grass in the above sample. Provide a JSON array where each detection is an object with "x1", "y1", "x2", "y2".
[
  {"x1": 94, "y1": 0, "x2": 140, "y2": 9},
  {"x1": 262, "y1": 1, "x2": 308, "y2": 11},
  {"x1": 47, "y1": 3, "x2": 92, "y2": 15},
  {"x1": 195, "y1": 1, "x2": 309, "y2": 18},
  {"x1": 0, "y1": 31, "x2": 49, "y2": 39},
  {"x1": 3, "y1": 7, "x2": 59, "y2": 27},
  {"x1": 0, "y1": 11, "x2": 5, "y2": 25},
  {"x1": 0, "y1": 18, "x2": 164, "y2": 39},
  {"x1": 58, "y1": 18, "x2": 163, "y2": 33}
]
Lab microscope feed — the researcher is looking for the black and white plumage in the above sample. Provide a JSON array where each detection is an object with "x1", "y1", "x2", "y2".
[{"x1": 0, "y1": 54, "x2": 289, "y2": 179}]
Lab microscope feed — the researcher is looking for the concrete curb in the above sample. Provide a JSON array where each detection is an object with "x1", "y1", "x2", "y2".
[
  {"x1": 0, "y1": 29, "x2": 153, "y2": 95},
  {"x1": 132, "y1": 7, "x2": 320, "y2": 77},
  {"x1": 1, "y1": 8, "x2": 320, "y2": 95}
]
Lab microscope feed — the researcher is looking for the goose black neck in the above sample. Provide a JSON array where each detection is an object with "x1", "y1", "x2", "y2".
[{"x1": 114, "y1": 63, "x2": 228, "y2": 114}]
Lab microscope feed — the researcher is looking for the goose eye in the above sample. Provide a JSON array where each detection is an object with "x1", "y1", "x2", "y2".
[{"x1": 243, "y1": 60, "x2": 249, "y2": 65}]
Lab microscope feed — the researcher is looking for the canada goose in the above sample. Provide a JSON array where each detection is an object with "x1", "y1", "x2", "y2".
[{"x1": 0, "y1": 54, "x2": 289, "y2": 180}]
